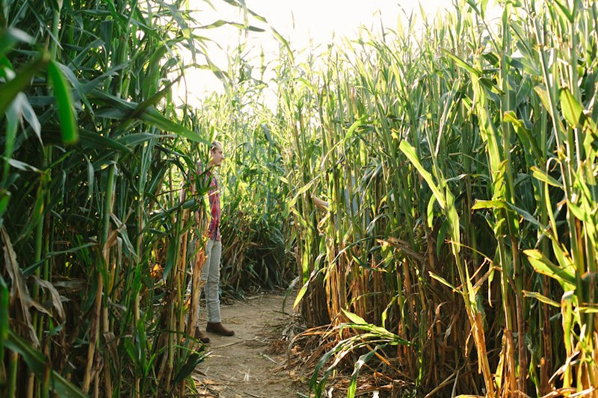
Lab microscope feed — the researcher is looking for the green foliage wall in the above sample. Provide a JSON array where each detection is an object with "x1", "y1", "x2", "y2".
[
  {"x1": 0, "y1": 1, "x2": 221, "y2": 396},
  {"x1": 3, "y1": 0, "x2": 598, "y2": 397},
  {"x1": 271, "y1": 1, "x2": 598, "y2": 396}
]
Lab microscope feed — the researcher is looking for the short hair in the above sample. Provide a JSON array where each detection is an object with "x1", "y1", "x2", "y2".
[{"x1": 210, "y1": 140, "x2": 223, "y2": 151}]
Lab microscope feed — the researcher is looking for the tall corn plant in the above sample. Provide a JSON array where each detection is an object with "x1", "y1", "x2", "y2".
[
  {"x1": 219, "y1": 44, "x2": 293, "y2": 293},
  {"x1": 274, "y1": 43, "x2": 334, "y2": 328},
  {"x1": 459, "y1": 0, "x2": 598, "y2": 394},
  {"x1": 274, "y1": 17, "x2": 487, "y2": 393},
  {"x1": 520, "y1": 0, "x2": 598, "y2": 392},
  {"x1": 181, "y1": 30, "x2": 293, "y2": 296},
  {"x1": 280, "y1": 0, "x2": 598, "y2": 396},
  {"x1": 0, "y1": 0, "x2": 254, "y2": 396}
]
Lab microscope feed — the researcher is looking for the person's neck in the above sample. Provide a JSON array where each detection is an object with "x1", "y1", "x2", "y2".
[{"x1": 207, "y1": 162, "x2": 219, "y2": 173}]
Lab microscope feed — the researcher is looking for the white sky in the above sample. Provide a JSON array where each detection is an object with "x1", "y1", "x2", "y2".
[
  {"x1": 243, "y1": 0, "x2": 450, "y2": 47},
  {"x1": 174, "y1": 0, "x2": 480, "y2": 103}
]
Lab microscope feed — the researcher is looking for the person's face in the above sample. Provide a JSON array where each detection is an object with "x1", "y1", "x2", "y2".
[{"x1": 210, "y1": 146, "x2": 224, "y2": 167}]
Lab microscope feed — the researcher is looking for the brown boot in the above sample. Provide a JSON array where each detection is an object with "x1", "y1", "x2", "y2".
[
  {"x1": 194, "y1": 329, "x2": 210, "y2": 343},
  {"x1": 206, "y1": 322, "x2": 234, "y2": 336}
]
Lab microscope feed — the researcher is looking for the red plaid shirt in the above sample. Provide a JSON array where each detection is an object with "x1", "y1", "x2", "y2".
[{"x1": 207, "y1": 172, "x2": 221, "y2": 241}]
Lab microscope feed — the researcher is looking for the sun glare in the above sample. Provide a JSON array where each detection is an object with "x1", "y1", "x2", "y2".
[{"x1": 174, "y1": 0, "x2": 491, "y2": 106}]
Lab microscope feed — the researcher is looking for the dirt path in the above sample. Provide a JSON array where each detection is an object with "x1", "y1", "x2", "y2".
[{"x1": 191, "y1": 292, "x2": 307, "y2": 398}]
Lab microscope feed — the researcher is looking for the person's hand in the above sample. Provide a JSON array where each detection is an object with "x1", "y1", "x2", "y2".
[{"x1": 312, "y1": 194, "x2": 329, "y2": 210}]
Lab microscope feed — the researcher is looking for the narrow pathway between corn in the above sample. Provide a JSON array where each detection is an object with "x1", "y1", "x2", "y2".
[{"x1": 192, "y1": 292, "x2": 306, "y2": 397}]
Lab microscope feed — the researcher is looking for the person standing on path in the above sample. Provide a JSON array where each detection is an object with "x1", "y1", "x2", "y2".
[{"x1": 192, "y1": 140, "x2": 235, "y2": 343}]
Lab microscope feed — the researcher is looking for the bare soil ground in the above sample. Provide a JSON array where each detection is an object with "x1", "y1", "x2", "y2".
[{"x1": 191, "y1": 292, "x2": 308, "y2": 398}]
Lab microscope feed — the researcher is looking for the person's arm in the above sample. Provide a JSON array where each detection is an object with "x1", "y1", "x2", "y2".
[{"x1": 312, "y1": 194, "x2": 329, "y2": 210}]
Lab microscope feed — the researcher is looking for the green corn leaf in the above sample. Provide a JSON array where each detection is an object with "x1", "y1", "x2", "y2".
[
  {"x1": 0, "y1": 52, "x2": 50, "y2": 115},
  {"x1": 198, "y1": 20, "x2": 229, "y2": 29},
  {"x1": 0, "y1": 276, "x2": 7, "y2": 365},
  {"x1": 429, "y1": 271, "x2": 458, "y2": 292},
  {"x1": 522, "y1": 290, "x2": 560, "y2": 308},
  {"x1": 524, "y1": 249, "x2": 576, "y2": 291},
  {"x1": 342, "y1": 309, "x2": 367, "y2": 325},
  {"x1": 141, "y1": 108, "x2": 206, "y2": 144},
  {"x1": 47, "y1": 61, "x2": 78, "y2": 145},
  {"x1": 504, "y1": 111, "x2": 543, "y2": 161},
  {"x1": 560, "y1": 88, "x2": 584, "y2": 129},
  {"x1": 567, "y1": 198, "x2": 598, "y2": 251},
  {"x1": 293, "y1": 283, "x2": 308, "y2": 309},
  {"x1": 534, "y1": 86, "x2": 554, "y2": 119},
  {"x1": 272, "y1": 26, "x2": 293, "y2": 62},
  {"x1": 5, "y1": 329, "x2": 87, "y2": 397},
  {"x1": 8, "y1": 159, "x2": 40, "y2": 172},
  {"x1": 90, "y1": 89, "x2": 206, "y2": 144},
  {"x1": 552, "y1": 0, "x2": 574, "y2": 22},
  {"x1": 0, "y1": 28, "x2": 33, "y2": 56},
  {"x1": 399, "y1": 140, "x2": 446, "y2": 209},
  {"x1": 162, "y1": 240, "x2": 177, "y2": 282},
  {"x1": 199, "y1": 19, "x2": 265, "y2": 32},
  {"x1": 443, "y1": 49, "x2": 482, "y2": 78},
  {"x1": 436, "y1": 221, "x2": 448, "y2": 258},
  {"x1": 551, "y1": 240, "x2": 575, "y2": 278},
  {"x1": 193, "y1": 61, "x2": 230, "y2": 81},
  {"x1": 347, "y1": 346, "x2": 384, "y2": 398},
  {"x1": 344, "y1": 118, "x2": 363, "y2": 141},
  {"x1": 172, "y1": 351, "x2": 208, "y2": 385},
  {"x1": 4, "y1": 92, "x2": 42, "y2": 166},
  {"x1": 0, "y1": 192, "x2": 10, "y2": 226},
  {"x1": 506, "y1": 202, "x2": 544, "y2": 230},
  {"x1": 78, "y1": 129, "x2": 133, "y2": 152},
  {"x1": 288, "y1": 179, "x2": 316, "y2": 209},
  {"x1": 124, "y1": 338, "x2": 140, "y2": 370},
  {"x1": 116, "y1": 133, "x2": 173, "y2": 147},
  {"x1": 582, "y1": 118, "x2": 598, "y2": 153},
  {"x1": 111, "y1": 214, "x2": 138, "y2": 260},
  {"x1": 127, "y1": 74, "x2": 181, "y2": 124},
  {"x1": 24, "y1": 242, "x2": 97, "y2": 276},
  {"x1": 531, "y1": 166, "x2": 562, "y2": 188},
  {"x1": 310, "y1": 341, "x2": 341, "y2": 395},
  {"x1": 3, "y1": 94, "x2": 19, "y2": 180},
  {"x1": 480, "y1": 0, "x2": 489, "y2": 17},
  {"x1": 473, "y1": 199, "x2": 546, "y2": 230},
  {"x1": 445, "y1": 191, "x2": 461, "y2": 251},
  {"x1": 341, "y1": 310, "x2": 411, "y2": 346},
  {"x1": 427, "y1": 195, "x2": 436, "y2": 228},
  {"x1": 472, "y1": 199, "x2": 507, "y2": 211},
  {"x1": 17, "y1": 93, "x2": 41, "y2": 141}
]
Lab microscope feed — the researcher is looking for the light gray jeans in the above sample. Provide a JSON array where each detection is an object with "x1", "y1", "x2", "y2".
[{"x1": 189, "y1": 238, "x2": 222, "y2": 326}]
